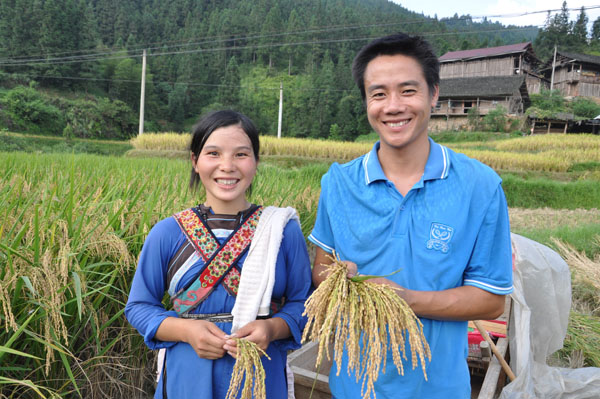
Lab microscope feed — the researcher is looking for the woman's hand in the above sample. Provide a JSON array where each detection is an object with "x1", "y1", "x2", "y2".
[
  {"x1": 223, "y1": 318, "x2": 290, "y2": 358},
  {"x1": 184, "y1": 320, "x2": 228, "y2": 360}
]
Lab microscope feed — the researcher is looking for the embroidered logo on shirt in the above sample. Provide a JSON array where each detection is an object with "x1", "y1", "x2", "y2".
[{"x1": 426, "y1": 223, "x2": 454, "y2": 253}]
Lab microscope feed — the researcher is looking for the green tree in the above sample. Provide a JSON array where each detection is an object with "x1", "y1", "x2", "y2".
[
  {"x1": 571, "y1": 7, "x2": 589, "y2": 51},
  {"x1": 109, "y1": 58, "x2": 142, "y2": 110},
  {"x1": 526, "y1": 89, "x2": 566, "y2": 119},
  {"x1": 591, "y1": 17, "x2": 600, "y2": 49},
  {"x1": 168, "y1": 83, "x2": 188, "y2": 132},
  {"x1": 218, "y1": 56, "x2": 241, "y2": 108},
  {"x1": 570, "y1": 97, "x2": 600, "y2": 118}
]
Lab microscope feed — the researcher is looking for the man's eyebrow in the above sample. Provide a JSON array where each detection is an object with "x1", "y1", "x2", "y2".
[
  {"x1": 367, "y1": 80, "x2": 422, "y2": 93},
  {"x1": 366, "y1": 84, "x2": 385, "y2": 93}
]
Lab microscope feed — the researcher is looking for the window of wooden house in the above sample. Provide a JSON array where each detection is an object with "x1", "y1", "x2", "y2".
[
  {"x1": 434, "y1": 101, "x2": 442, "y2": 112},
  {"x1": 450, "y1": 101, "x2": 462, "y2": 112},
  {"x1": 463, "y1": 101, "x2": 473, "y2": 113},
  {"x1": 513, "y1": 57, "x2": 520, "y2": 74}
]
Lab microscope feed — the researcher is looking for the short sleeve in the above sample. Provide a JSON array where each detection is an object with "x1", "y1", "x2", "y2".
[
  {"x1": 463, "y1": 184, "x2": 513, "y2": 295},
  {"x1": 308, "y1": 171, "x2": 335, "y2": 254}
]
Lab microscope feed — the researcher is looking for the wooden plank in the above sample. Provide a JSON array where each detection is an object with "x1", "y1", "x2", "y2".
[
  {"x1": 468, "y1": 320, "x2": 507, "y2": 336},
  {"x1": 477, "y1": 337, "x2": 509, "y2": 399},
  {"x1": 289, "y1": 341, "x2": 333, "y2": 399}
]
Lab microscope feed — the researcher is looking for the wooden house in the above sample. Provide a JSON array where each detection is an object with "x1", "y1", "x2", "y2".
[
  {"x1": 542, "y1": 51, "x2": 600, "y2": 97},
  {"x1": 439, "y1": 42, "x2": 544, "y2": 96},
  {"x1": 430, "y1": 76, "x2": 529, "y2": 132},
  {"x1": 435, "y1": 76, "x2": 530, "y2": 115}
]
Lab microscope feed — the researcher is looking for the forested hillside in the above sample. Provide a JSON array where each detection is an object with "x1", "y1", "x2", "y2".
[{"x1": 0, "y1": 0, "x2": 556, "y2": 140}]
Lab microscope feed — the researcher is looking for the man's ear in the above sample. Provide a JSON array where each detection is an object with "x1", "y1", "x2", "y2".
[{"x1": 430, "y1": 84, "x2": 440, "y2": 108}]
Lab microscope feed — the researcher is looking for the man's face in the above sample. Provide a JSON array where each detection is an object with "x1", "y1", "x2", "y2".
[{"x1": 363, "y1": 54, "x2": 439, "y2": 153}]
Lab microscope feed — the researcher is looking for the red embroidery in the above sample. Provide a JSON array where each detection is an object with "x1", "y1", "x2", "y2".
[{"x1": 172, "y1": 207, "x2": 262, "y2": 313}]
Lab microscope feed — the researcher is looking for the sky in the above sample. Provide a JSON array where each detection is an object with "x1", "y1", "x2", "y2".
[{"x1": 391, "y1": 1, "x2": 600, "y2": 29}]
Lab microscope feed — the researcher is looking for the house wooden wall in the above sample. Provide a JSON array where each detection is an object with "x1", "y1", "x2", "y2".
[
  {"x1": 440, "y1": 56, "x2": 520, "y2": 78},
  {"x1": 552, "y1": 63, "x2": 600, "y2": 97},
  {"x1": 433, "y1": 98, "x2": 513, "y2": 115},
  {"x1": 526, "y1": 75, "x2": 545, "y2": 95}
]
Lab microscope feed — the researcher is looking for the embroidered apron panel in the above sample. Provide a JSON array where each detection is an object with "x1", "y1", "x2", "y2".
[{"x1": 171, "y1": 206, "x2": 262, "y2": 314}]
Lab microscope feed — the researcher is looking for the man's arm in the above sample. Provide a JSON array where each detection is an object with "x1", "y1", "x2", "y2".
[
  {"x1": 385, "y1": 282, "x2": 506, "y2": 321},
  {"x1": 312, "y1": 247, "x2": 505, "y2": 321}
]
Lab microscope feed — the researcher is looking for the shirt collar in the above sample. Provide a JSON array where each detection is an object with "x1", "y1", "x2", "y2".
[{"x1": 363, "y1": 138, "x2": 450, "y2": 185}]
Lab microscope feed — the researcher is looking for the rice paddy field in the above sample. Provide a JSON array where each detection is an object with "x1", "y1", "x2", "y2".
[{"x1": 1, "y1": 132, "x2": 600, "y2": 398}]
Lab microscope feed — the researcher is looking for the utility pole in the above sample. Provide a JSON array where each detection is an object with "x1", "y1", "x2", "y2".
[
  {"x1": 277, "y1": 81, "x2": 283, "y2": 139},
  {"x1": 550, "y1": 46, "x2": 557, "y2": 91},
  {"x1": 139, "y1": 49, "x2": 147, "y2": 135}
]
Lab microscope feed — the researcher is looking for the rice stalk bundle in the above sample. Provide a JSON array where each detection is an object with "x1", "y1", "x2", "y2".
[
  {"x1": 302, "y1": 254, "x2": 430, "y2": 399},
  {"x1": 226, "y1": 338, "x2": 271, "y2": 399}
]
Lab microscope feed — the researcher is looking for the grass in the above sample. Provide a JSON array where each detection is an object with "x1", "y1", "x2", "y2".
[
  {"x1": 0, "y1": 131, "x2": 132, "y2": 156},
  {"x1": 502, "y1": 174, "x2": 600, "y2": 209}
]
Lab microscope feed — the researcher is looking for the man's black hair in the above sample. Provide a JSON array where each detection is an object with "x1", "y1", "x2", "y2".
[{"x1": 352, "y1": 32, "x2": 440, "y2": 101}]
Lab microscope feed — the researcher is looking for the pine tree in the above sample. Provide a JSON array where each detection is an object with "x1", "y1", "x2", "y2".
[
  {"x1": 218, "y1": 56, "x2": 241, "y2": 108},
  {"x1": 571, "y1": 7, "x2": 588, "y2": 52}
]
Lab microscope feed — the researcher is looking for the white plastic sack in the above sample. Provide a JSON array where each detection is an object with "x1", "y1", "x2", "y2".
[{"x1": 500, "y1": 233, "x2": 600, "y2": 399}]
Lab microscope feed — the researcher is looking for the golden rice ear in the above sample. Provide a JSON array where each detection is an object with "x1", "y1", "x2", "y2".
[
  {"x1": 302, "y1": 256, "x2": 430, "y2": 399},
  {"x1": 226, "y1": 338, "x2": 271, "y2": 399}
]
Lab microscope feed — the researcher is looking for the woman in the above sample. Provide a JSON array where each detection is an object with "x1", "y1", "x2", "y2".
[{"x1": 125, "y1": 110, "x2": 312, "y2": 398}]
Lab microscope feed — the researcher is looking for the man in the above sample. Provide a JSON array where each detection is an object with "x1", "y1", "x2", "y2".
[{"x1": 308, "y1": 33, "x2": 513, "y2": 398}]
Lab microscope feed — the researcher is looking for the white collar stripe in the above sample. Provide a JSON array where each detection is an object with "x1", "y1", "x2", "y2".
[
  {"x1": 441, "y1": 144, "x2": 449, "y2": 179},
  {"x1": 363, "y1": 152, "x2": 371, "y2": 185}
]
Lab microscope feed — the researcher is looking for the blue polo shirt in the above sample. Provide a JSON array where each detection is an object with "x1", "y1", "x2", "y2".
[{"x1": 308, "y1": 138, "x2": 513, "y2": 399}]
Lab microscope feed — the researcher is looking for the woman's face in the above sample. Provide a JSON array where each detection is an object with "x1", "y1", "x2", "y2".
[{"x1": 193, "y1": 124, "x2": 257, "y2": 214}]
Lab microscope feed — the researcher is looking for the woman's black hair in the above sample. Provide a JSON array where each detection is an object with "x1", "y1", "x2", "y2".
[{"x1": 189, "y1": 110, "x2": 260, "y2": 190}]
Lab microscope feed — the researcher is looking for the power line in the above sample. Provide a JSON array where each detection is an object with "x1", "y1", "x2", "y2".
[
  {"x1": 0, "y1": 9, "x2": 543, "y2": 62},
  {"x1": 0, "y1": 4, "x2": 578, "y2": 65},
  {"x1": 26, "y1": 74, "x2": 356, "y2": 93},
  {"x1": 0, "y1": 25, "x2": 542, "y2": 68}
]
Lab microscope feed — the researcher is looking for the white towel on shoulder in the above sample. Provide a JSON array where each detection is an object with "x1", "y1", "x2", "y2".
[{"x1": 231, "y1": 206, "x2": 299, "y2": 333}]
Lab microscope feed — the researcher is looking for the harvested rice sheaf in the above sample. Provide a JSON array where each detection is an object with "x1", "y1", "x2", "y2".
[
  {"x1": 302, "y1": 254, "x2": 431, "y2": 399},
  {"x1": 226, "y1": 338, "x2": 271, "y2": 399}
]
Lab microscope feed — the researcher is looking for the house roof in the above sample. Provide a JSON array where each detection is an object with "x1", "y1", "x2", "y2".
[
  {"x1": 439, "y1": 42, "x2": 532, "y2": 62},
  {"x1": 557, "y1": 51, "x2": 600, "y2": 67},
  {"x1": 439, "y1": 76, "x2": 526, "y2": 97}
]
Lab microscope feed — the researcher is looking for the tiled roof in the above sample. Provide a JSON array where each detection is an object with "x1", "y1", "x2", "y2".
[
  {"x1": 439, "y1": 43, "x2": 531, "y2": 62},
  {"x1": 439, "y1": 76, "x2": 526, "y2": 97},
  {"x1": 557, "y1": 51, "x2": 600, "y2": 66}
]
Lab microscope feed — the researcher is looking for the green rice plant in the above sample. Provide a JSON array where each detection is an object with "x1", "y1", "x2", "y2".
[
  {"x1": 501, "y1": 174, "x2": 600, "y2": 210},
  {"x1": 0, "y1": 151, "x2": 327, "y2": 397}
]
